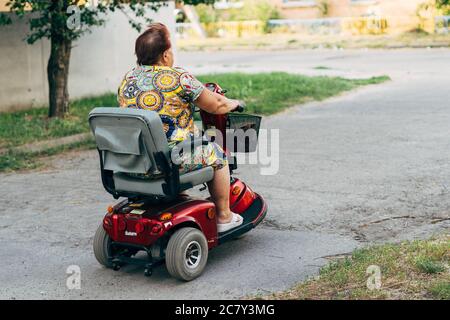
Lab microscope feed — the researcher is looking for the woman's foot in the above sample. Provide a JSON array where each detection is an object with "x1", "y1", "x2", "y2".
[
  {"x1": 217, "y1": 213, "x2": 243, "y2": 233},
  {"x1": 217, "y1": 210, "x2": 232, "y2": 224}
]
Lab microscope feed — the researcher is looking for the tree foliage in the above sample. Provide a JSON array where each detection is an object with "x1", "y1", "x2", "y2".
[
  {"x1": 0, "y1": 0, "x2": 215, "y2": 117},
  {"x1": 0, "y1": 0, "x2": 215, "y2": 44},
  {"x1": 436, "y1": 0, "x2": 450, "y2": 14}
]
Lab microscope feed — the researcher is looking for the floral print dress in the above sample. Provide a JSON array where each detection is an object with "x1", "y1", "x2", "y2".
[{"x1": 117, "y1": 65, "x2": 227, "y2": 173}]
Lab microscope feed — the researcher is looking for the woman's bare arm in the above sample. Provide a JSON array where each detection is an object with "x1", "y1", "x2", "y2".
[{"x1": 194, "y1": 88, "x2": 241, "y2": 115}]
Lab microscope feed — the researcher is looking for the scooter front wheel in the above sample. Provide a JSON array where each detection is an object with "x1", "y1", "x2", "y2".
[
  {"x1": 93, "y1": 224, "x2": 113, "y2": 268},
  {"x1": 165, "y1": 227, "x2": 208, "y2": 281}
]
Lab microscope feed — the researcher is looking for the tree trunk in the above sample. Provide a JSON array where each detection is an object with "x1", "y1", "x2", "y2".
[{"x1": 47, "y1": 37, "x2": 72, "y2": 118}]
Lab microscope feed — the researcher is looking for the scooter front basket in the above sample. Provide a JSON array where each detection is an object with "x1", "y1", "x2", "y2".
[{"x1": 226, "y1": 114, "x2": 262, "y2": 153}]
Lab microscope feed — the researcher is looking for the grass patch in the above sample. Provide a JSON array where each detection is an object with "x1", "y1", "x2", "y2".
[
  {"x1": 430, "y1": 281, "x2": 450, "y2": 300},
  {"x1": 267, "y1": 235, "x2": 450, "y2": 300},
  {"x1": 0, "y1": 73, "x2": 389, "y2": 148},
  {"x1": 0, "y1": 94, "x2": 116, "y2": 148},
  {"x1": 197, "y1": 72, "x2": 389, "y2": 115},
  {"x1": 0, "y1": 72, "x2": 389, "y2": 172},
  {"x1": 0, "y1": 138, "x2": 95, "y2": 173},
  {"x1": 415, "y1": 257, "x2": 446, "y2": 274}
]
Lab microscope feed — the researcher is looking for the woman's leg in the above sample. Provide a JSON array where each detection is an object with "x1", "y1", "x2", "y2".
[{"x1": 207, "y1": 166, "x2": 232, "y2": 224}]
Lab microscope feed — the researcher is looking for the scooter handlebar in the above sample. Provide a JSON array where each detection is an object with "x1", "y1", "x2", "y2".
[
  {"x1": 232, "y1": 102, "x2": 245, "y2": 113},
  {"x1": 234, "y1": 106, "x2": 244, "y2": 113}
]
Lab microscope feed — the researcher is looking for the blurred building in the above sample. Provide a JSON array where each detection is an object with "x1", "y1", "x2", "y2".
[
  {"x1": 274, "y1": 0, "x2": 425, "y2": 20},
  {"x1": 184, "y1": 0, "x2": 438, "y2": 37},
  {"x1": 269, "y1": 0, "x2": 433, "y2": 34}
]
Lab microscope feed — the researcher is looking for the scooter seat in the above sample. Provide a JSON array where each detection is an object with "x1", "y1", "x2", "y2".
[
  {"x1": 89, "y1": 107, "x2": 215, "y2": 198},
  {"x1": 113, "y1": 167, "x2": 214, "y2": 196}
]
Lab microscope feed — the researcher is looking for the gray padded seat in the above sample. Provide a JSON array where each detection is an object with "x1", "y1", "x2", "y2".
[{"x1": 89, "y1": 107, "x2": 214, "y2": 197}]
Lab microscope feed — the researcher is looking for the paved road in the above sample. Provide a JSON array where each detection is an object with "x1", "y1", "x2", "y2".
[
  {"x1": 1, "y1": 49, "x2": 449, "y2": 299},
  {"x1": 179, "y1": 49, "x2": 450, "y2": 242}
]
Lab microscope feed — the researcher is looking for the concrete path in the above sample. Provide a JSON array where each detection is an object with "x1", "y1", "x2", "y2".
[
  {"x1": 179, "y1": 49, "x2": 450, "y2": 242},
  {"x1": 0, "y1": 49, "x2": 449, "y2": 299}
]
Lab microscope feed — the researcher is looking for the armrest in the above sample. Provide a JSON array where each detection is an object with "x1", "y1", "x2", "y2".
[
  {"x1": 173, "y1": 137, "x2": 209, "y2": 153},
  {"x1": 170, "y1": 137, "x2": 209, "y2": 168}
]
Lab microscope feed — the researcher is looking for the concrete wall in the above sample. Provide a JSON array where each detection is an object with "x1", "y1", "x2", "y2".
[{"x1": 0, "y1": 2, "x2": 175, "y2": 112}]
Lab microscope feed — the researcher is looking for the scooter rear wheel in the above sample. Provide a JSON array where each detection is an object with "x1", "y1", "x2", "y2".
[
  {"x1": 166, "y1": 227, "x2": 208, "y2": 281},
  {"x1": 93, "y1": 224, "x2": 113, "y2": 268}
]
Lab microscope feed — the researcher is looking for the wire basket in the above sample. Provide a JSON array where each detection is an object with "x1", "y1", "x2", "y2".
[{"x1": 226, "y1": 114, "x2": 262, "y2": 153}]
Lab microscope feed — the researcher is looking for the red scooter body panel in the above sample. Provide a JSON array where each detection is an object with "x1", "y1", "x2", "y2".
[
  {"x1": 103, "y1": 197, "x2": 218, "y2": 248},
  {"x1": 102, "y1": 178, "x2": 260, "y2": 249},
  {"x1": 229, "y1": 178, "x2": 257, "y2": 213}
]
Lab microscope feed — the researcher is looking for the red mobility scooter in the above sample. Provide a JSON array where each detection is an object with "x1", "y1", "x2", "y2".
[{"x1": 89, "y1": 83, "x2": 267, "y2": 281}]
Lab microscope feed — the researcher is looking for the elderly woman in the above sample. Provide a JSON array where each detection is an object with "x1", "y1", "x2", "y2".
[{"x1": 117, "y1": 23, "x2": 243, "y2": 233}]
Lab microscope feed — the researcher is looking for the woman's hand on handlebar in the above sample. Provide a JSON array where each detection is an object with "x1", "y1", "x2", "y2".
[
  {"x1": 231, "y1": 101, "x2": 245, "y2": 113},
  {"x1": 194, "y1": 87, "x2": 243, "y2": 115}
]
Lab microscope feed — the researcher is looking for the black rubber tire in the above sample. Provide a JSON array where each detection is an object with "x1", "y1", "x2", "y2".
[
  {"x1": 165, "y1": 227, "x2": 208, "y2": 281},
  {"x1": 93, "y1": 224, "x2": 113, "y2": 268}
]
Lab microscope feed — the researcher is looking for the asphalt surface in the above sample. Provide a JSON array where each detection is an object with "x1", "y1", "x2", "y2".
[{"x1": 1, "y1": 49, "x2": 449, "y2": 299}]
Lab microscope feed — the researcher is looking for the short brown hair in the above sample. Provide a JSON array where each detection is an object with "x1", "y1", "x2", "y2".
[{"x1": 135, "y1": 23, "x2": 171, "y2": 66}]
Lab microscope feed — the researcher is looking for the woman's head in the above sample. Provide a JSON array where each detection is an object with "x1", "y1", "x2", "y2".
[{"x1": 135, "y1": 23, "x2": 173, "y2": 67}]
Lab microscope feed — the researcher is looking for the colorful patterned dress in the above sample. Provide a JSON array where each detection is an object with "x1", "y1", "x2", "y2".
[{"x1": 117, "y1": 65, "x2": 227, "y2": 174}]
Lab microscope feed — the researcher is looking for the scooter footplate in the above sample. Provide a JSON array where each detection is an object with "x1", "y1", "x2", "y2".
[{"x1": 217, "y1": 194, "x2": 267, "y2": 244}]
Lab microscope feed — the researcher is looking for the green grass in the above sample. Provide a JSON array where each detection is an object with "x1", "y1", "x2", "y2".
[
  {"x1": 0, "y1": 72, "x2": 389, "y2": 172},
  {"x1": 266, "y1": 235, "x2": 450, "y2": 300},
  {"x1": 430, "y1": 281, "x2": 450, "y2": 300},
  {"x1": 0, "y1": 138, "x2": 95, "y2": 173},
  {"x1": 415, "y1": 257, "x2": 446, "y2": 274},
  {"x1": 0, "y1": 73, "x2": 389, "y2": 148},
  {"x1": 0, "y1": 94, "x2": 116, "y2": 148},
  {"x1": 197, "y1": 73, "x2": 389, "y2": 115}
]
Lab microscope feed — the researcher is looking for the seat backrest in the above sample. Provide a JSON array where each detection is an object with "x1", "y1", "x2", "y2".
[{"x1": 88, "y1": 107, "x2": 169, "y2": 175}]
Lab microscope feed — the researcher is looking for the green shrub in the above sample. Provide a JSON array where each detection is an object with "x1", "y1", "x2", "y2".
[{"x1": 415, "y1": 257, "x2": 446, "y2": 274}]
